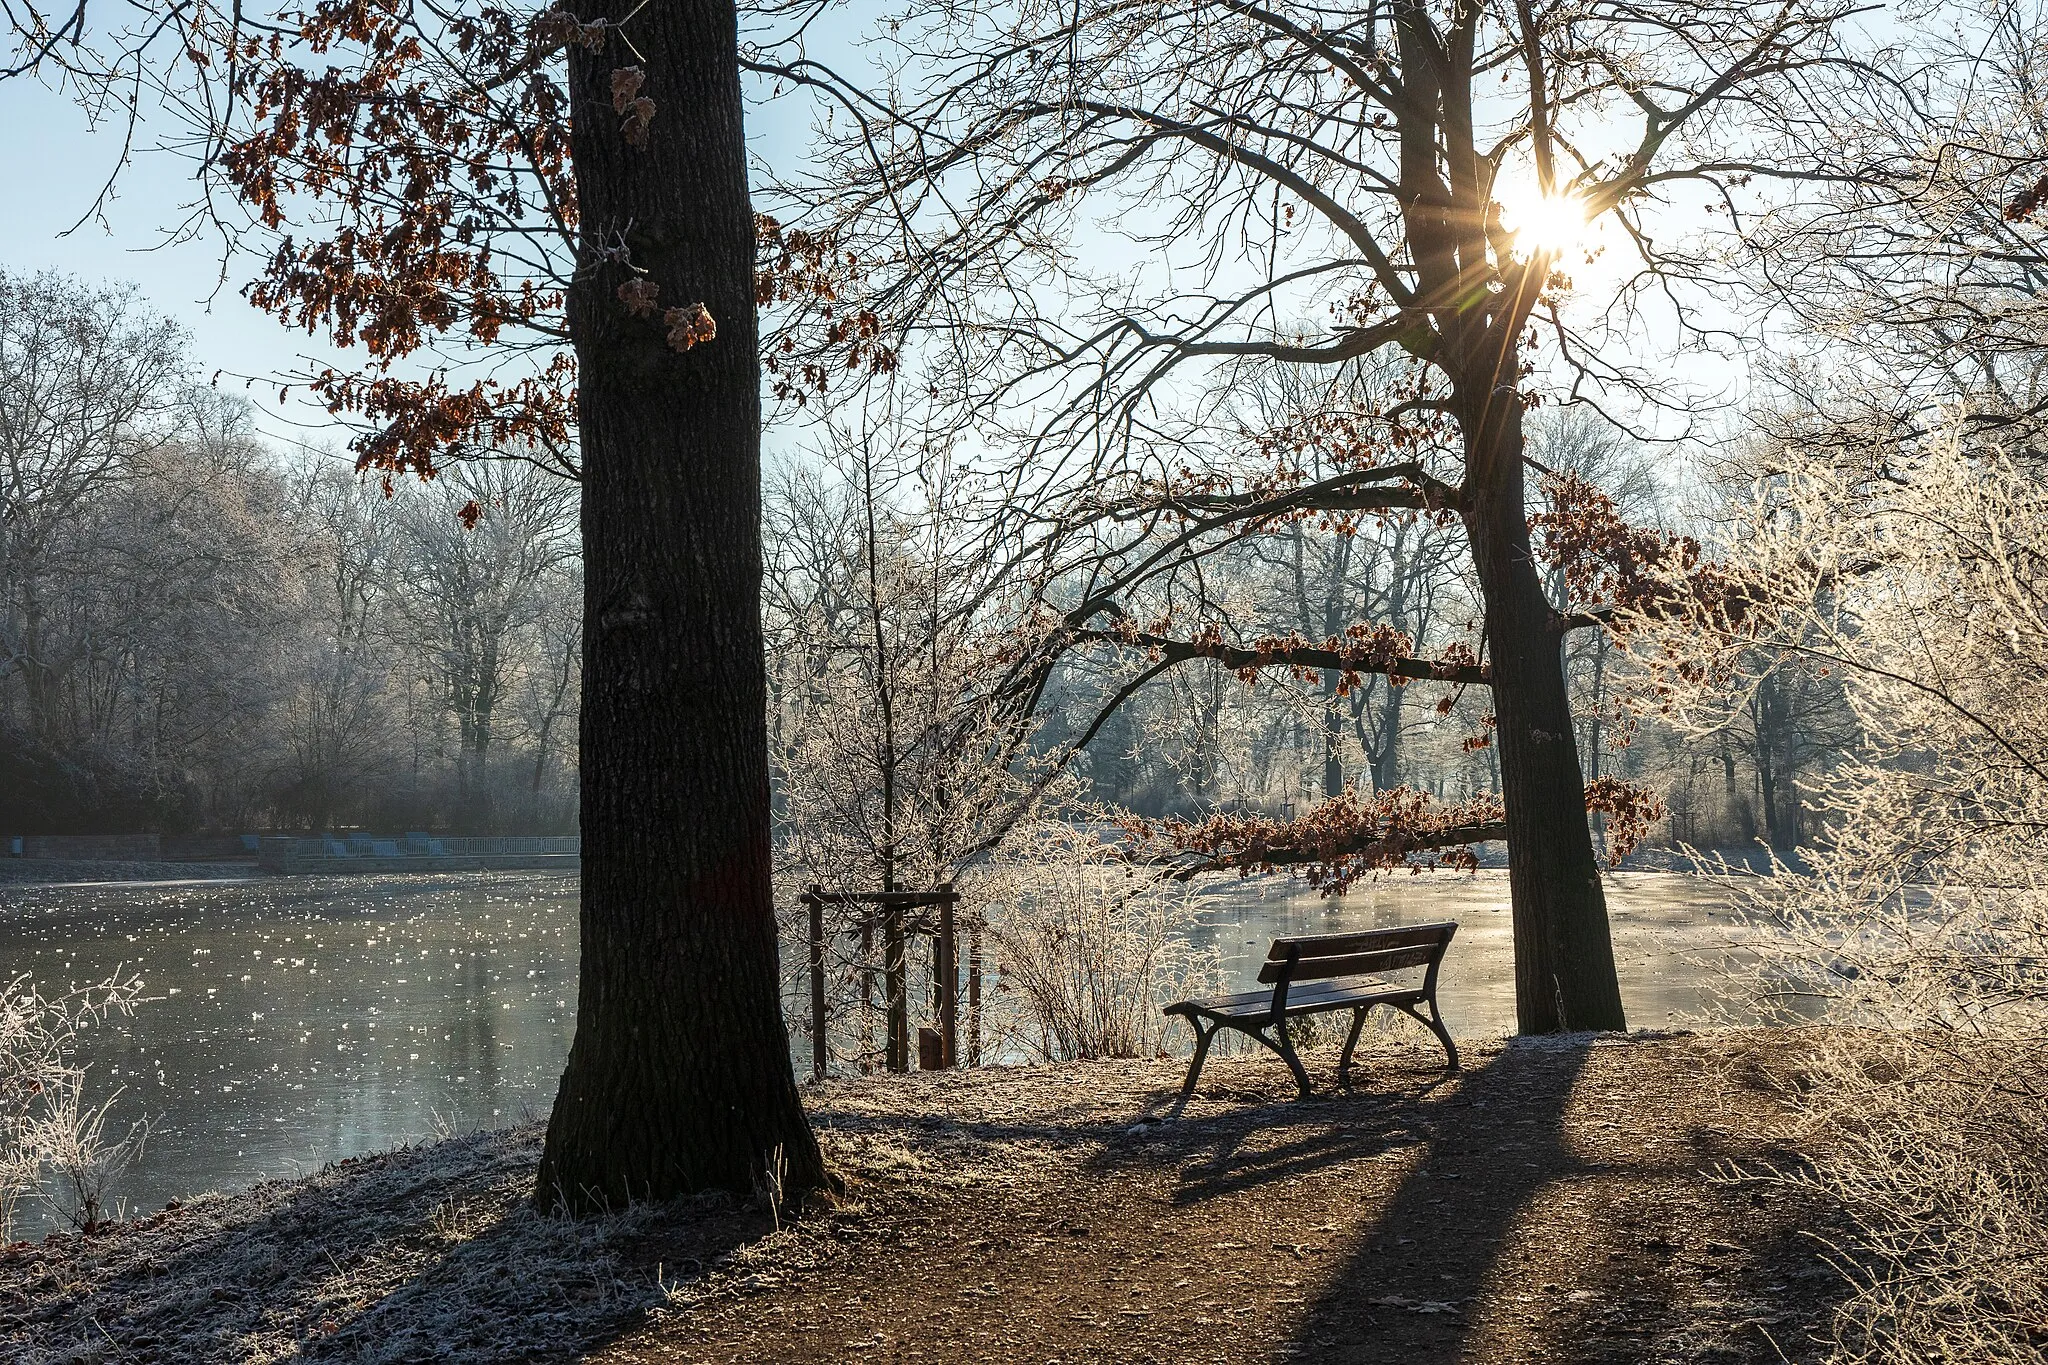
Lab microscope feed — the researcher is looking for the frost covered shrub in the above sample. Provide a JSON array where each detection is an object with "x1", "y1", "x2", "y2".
[
  {"x1": 975, "y1": 827, "x2": 1220, "y2": 1061},
  {"x1": 0, "y1": 973, "x2": 143, "y2": 1237},
  {"x1": 1641, "y1": 428, "x2": 2048, "y2": 1364}
]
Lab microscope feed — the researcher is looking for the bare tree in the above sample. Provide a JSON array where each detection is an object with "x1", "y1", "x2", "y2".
[
  {"x1": 0, "y1": 273, "x2": 189, "y2": 739},
  {"x1": 1752, "y1": 0, "x2": 2048, "y2": 449},
  {"x1": 765, "y1": 0, "x2": 1883, "y2": 1029},
  {"x1": 516, "y1": 562, "x2": 584, "y2": 801},
  {"x1": 269, "y1": 462, "x2": 408, "y2": 830},
  {"x1": 384, "y1": 458, "x2": 578, "y2": 819},
  {"x1": 765, "y1": 415, "x2": 1056, "y2": 1070},
  {"x1": 1186, "y1": 355, "x2": 1475, "y2": 802}
]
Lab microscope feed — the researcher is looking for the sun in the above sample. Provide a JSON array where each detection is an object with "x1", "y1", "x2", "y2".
[{"x1": 1498, "y1": 188, "x2": 1593, "y2": 258}]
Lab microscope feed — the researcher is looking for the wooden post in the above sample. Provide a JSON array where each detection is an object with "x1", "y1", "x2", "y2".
[
  {"x1": 884, "y1": 902, "x2": 908, "y2": 1072},
  {"x1": 806, "y1": 885, "x2": 826, "y2": 1082},
  {"x1": 967, "y1": 913, "x2": 983, "y2": 1067},
  {"x1": 810, "y1": 886, "x2": 965, "y2": 1074},
  {"x1": 859, "y1": 917, "x2": 875, "y2": 1074},
  {"x1": 936, "y1": 885, "x2": 957, "y2": 1068}
]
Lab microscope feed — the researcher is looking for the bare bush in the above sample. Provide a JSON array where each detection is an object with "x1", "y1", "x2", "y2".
[
  {"x1": 0, "y1": 973, "x2": 143, "y2": 1238},
  {"x1": 33, "y1": 1082, "x2": 150, "y2": 1234},
  {"x1": 1764, "y1": 1030, "x2": 2048, "y2": 1361},
  {"x1": 1640, "y1": 424, "x2": 2048, "y2": 1364},
  {"x1": 973, "y1": 828, "x2": 1221, "y2": 1062}
]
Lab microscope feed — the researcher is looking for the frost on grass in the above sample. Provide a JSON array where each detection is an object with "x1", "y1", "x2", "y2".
[
  {"x1": 4, "y1": 1038, "x2": 1820, "y2": 1363},
  {"x1": 0, "y1": 1063, "x2": 1137, "y2": 1364},
  {"x1": 0, "y1": 1126, "x2": 781, "y2": 1363}
]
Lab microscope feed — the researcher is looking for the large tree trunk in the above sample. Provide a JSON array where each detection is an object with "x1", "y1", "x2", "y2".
[
  {"x1": 536, "y1": 0, "x2": 826, "y2": 1209},
  {"x1": 1321, "y1": 676, "x2": 1344, "y2": 799},
  {"x1": 1462, "y1": 407, "x2": 1626, "y2": 1035},
  {"x1": 1365, "y1": 681, "x2": 1403, "y2": 793}
]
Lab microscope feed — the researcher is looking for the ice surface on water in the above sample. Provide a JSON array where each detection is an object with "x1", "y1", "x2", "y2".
[
  {"x1": 1, "y1": 866, "x2": 1794, "y2": 1226},
  {"x1": 0, "y1": 872, "x2": 579, "y2": 1228}
]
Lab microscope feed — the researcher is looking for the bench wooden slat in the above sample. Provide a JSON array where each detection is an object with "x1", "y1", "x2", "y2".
[
  {"x1": 1172, "y1": 979, "x2": 1423, "y2": 1019},
  {"x1": 1264, "y1": 922, "x2": 1457, "y2": 959},
  {"x1": 1177, "y1": 978, "x2": 1389, "y2": 1013},
  {"x1": 1255, "y1": 942, "x2": 1442, "y2": 984}
]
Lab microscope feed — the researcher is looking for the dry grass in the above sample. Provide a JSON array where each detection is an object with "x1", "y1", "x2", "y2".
[
  {"x1": 1739, "y1": 1029, "x2": 2048, "y2": 1364},
  {"x1": 973, "y1": 832, "x2": 1224, "y2": 1062},
  {"x1": 2, "y1": 974, "x2": 146, "y2": 1239},
  {"x1": 1711, "y1": 850, "x2": 2048, "y2": 1363}
]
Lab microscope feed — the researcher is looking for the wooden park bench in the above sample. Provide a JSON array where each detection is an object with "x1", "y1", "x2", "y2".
[{"x1": 1165, "y1": 921, "x2": 1460, "y2": 1101}]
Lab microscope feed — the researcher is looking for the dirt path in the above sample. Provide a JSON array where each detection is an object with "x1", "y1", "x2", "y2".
[
  {"x1": 1, "y1": 1031, "x2": 1845, "y2": 1363},
  {"x1": 599, "y1": 1032, "x2": 1841, "y2": 1365}
]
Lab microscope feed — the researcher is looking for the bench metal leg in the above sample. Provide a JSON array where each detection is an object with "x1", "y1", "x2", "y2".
[
  {"x1": 1337, "y1": 1004, "x2": 1373, "y2": 1084},
  {"x1": 1398, "y1": 1000, "x2": 1459, "y2": 1071},
  {"x1": 1176, "y1": 1017, "x2": 1218, "y2": 1102},
  {"x1": 1268, "y1": 1018, "x2": 1314, "y2": 1098}
]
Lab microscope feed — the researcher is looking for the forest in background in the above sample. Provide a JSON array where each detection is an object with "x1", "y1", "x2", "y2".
[
  {"x1": 764, "y1": 398, "x2": 1858, "y2": 888},
  {"x1": 0, "y1": 268, "x2": 1856, "y2": 846},
  {"x1": 0, "y1": 272, "x2": 582, "y2": 835}
]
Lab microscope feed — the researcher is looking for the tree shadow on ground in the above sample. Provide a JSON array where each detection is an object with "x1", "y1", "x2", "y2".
[
  {"x1": 1262, "y1": 1038, "x2": 1588, "y2": 1360},
  {"x1": 1063, "y1": 1070, "x2": 1447, "y2": 1209},
  {"x1": 0, "y1": 1125, "x2": 773, "y2": 1364},
  {"x1": 3, "y1": 1042, "x2": 1855, "y2": 1365},
  {"x1": 1273, "y1": 1038, "x2": 1845, "y2": 1364}
]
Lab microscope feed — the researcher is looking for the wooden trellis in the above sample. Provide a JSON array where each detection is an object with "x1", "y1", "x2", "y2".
[{"x1": 801, "y1": 883, "x2": 962, "y2": 1080}]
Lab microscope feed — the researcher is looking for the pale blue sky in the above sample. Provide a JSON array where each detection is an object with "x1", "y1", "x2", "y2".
[
  {"x1": 0, "y1": 76, "x2": 349, "y2": 443},
  {"x1": 0, "y1": 66, "x2": 821, "y2": 451}
]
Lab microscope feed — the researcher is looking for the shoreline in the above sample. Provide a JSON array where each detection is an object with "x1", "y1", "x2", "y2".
[
  {"x1": 0, "y1": 858, "x2": 264, "y2": 887},
  {"x1": 0, "y1": 852, "x2": 1775, "y2": 892}
]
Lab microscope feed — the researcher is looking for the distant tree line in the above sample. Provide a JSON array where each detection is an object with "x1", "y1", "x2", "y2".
[
  {"x1": 0, "y1": 262, "x2": 1853, "y2": 853},
  {"x1": 761, "y1": 398, "x2": 1859, "y2": 867},
  {"x1": 0, "y1": 271, "x2": 582, "y2": 836}
]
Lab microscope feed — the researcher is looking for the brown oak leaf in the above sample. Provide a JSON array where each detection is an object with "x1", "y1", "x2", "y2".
[
  {"x1": 616, "y1": 277, "x2": 660, "y2": 317},
  {"x1": 2008, "y1": 171, "x2": 2048, "y2": 223},
  {"x1": 621, "y1": 96, "x2": 656, "y2": 146},
  {"x1": 534, "y1": 9, "x2": 606, "y2": 52},
  {"x1": 610, "y1": 66, "x2": 645, "y2": 114},
  {"x1": 664, "y1": 303, "x2": 716, "y2": 352}
]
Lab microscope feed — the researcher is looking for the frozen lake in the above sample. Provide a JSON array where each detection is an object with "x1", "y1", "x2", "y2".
[
  {"x1": 1, "y1": 873, "x2": 580, "y2": 1230},
  {"x1": 1193, "y1": 868, "x2": 1808, "y2": 1038},
  {"x1": 0, "y1": 866, "x2": 1789, "y2": 1227}
]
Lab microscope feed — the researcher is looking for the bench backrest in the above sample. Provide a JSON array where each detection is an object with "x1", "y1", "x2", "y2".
[{"x1": 1257, "y1": 921, "x2": 1458, "y2": 992}]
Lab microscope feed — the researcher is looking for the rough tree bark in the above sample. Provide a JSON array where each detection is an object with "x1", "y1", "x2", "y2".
[
  {"x1": 536, "y1": 0, "x2": 826, "y2": 1208},
  {"x1": 1463, "y1": 400, "x2": 1625, "y2": 1033}
]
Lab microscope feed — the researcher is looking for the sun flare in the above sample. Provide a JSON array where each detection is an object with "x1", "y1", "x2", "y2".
[{"x1": 1499, "y1": 188, "x2": 1592, "y2": 257}]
